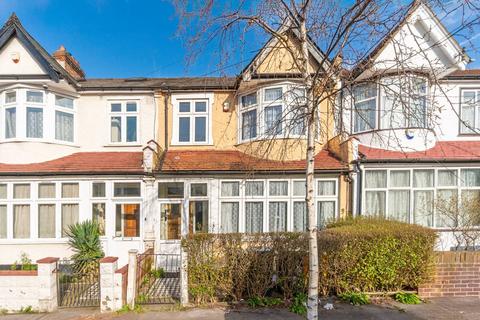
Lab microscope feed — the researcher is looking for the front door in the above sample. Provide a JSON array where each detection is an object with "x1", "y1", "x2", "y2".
[{"x1": 160, "y1": 202, "x2": 182, "y2": 240}]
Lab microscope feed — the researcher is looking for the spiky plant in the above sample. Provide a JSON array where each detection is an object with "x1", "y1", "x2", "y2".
[{"x1": 66, "y1": 220, "x2": 104, "y2": 274}]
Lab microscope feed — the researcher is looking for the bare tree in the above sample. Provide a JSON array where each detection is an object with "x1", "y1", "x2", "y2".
[{"x1": 170, "y1": 0, "x2": 479, "y2": 318}]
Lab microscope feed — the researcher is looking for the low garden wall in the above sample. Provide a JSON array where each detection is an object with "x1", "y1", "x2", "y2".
[
  {"x1": 0, "y1": 257, "x2": 58, "y2": 312},
  {"x1": 419, "y1": 251, "x2": 480, "y2": 298}
]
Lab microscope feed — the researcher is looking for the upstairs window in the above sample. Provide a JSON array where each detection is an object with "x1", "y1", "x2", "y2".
[
  {"x1": 55, "y1": 95, "x2": 74, "y2": 142},
  {"x1": 353, "y1": 84, "x2": 377, "y2": 133},
  {"x1": 110, "y1": 101, "x2": 138, "y2": 143},
  {"x1": 174, "y1": 99, "x2": 210, "y2": 144},
  {"x1": 460, "y1": 89, "x2": 480, "y2": 134}
]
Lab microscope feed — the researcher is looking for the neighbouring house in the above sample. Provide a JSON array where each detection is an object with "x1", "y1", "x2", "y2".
[{"x1": 0, "y1": 0, "x2": 478, "y2": 264}]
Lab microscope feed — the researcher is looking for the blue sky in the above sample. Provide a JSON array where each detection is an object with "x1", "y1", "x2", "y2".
[{"x1": 0, "y1": 0, "x2": 478, "y2": 78}]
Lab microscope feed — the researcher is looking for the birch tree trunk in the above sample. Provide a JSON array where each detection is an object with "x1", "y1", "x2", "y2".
[{"x1": 300, "y1": 15, "x2": 319, "y2": 320}]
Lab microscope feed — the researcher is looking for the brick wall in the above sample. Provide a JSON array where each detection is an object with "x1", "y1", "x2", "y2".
[{"x1": 419, "y1": 252, "x2": 480, "y2": 298}]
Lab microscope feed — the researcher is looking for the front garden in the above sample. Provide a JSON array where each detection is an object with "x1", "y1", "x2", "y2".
[{"x1": 182, "y1": 217, "x2": 437, "y2": 315}]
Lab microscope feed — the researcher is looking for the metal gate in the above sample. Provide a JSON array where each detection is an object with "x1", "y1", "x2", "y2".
[
  {"x1": 136, "y1": 252, "x2": 180, "y2": 304},
  {"x1": 57, "y1": 259, "x2": 100, "y2": 307}
]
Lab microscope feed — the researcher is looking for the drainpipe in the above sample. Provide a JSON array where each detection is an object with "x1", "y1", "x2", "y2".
[
  {"x1": 163, "y1": 86, "x2": 171, "y2": 151},
  {"x1": 355, "y1": 161, "x2": 363, "y2": 216}
]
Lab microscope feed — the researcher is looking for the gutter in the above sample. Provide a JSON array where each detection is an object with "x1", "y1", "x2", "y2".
[
  {"x1": 359, "y1": 158, "x2": 480, "y2": 164},
  {"x1": 0, "y1": 171, "x2": 145, "y2": 177},
  {"x1": 154, "y1": 168, "x2": 349, "y2": 176}
]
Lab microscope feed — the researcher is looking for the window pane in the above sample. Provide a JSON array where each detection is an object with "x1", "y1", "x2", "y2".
[
  {"x1": 438, "y1": 170, "x2": 457, "y2": 187},
  {"x1": 461, "y1": 169, "x2": 480, "y2": 187},
  {"x1": 61, "y1": 204, "x2": 79, "y2": 237},
  {"x1": 38, "y1": 183, "x2": 55, "y2": 198},
  {"x1": 114, "y1": 182, "x2": 141, "y2": 197},
  {"x1": 264, "y1": 87, "x2": 283, "y2": 101},
  {"x1": 6, "y1": 91, "x2": 16, "y2": 103},
  {"x1": 62, "y1": 183, "x2": 79, "y2": 198},
  {"x1": 293, "y1": 201, "x2": 307, "y2": 232},
  {"x1": 38, "y1": 204, "x2": 55, "y2": 238},
  {"x1": 14, "y1": 205, "x2": 30, "y2": 238},
  {"x1": 242, "y1": 109, "x2": 257, "y2": 140},
  {"x1": 14, "y1": 184, "x2": 30, "y2": 199},
  {"x1": 111, "y1": 116, "x2": 122, "y2": 142},
  {"x1": 380, "y1": 80, "x2": 406, "y2": 129},
  {"x1": 126, "y1": 116, "x2": 137, "y2": 142},
  {"x1": 26, "y1": 91, "x2": 43, "y2": 103},
  {"x1": 461, "y1": 190, "x2": 480, "y2": 227},
  {"x1": 116, "y1": 204, "x2": 140, "y2": 237},
  {"x1": 194, "y1": 117, "x2": 206, "y2": 142},
  {"x1": 93, "y1": 203, "x2": 106, "y2": 236},
  {"x1": 413, "y1": 190, "x2": 434, "y2": 227},
  {"x1": 0, "y1": 205, "x2": 6, "y2": 238},
  {"x1": 390, "y1": 171, "x2": 410, "y2": 188},
  {"x1": 179, "y1": 117, "x2": 190, "y2": 142},
  {"x1": 179, "y1": 102, "x2": 190, "y2": 112},
  {"x1": 354, "y1": 99, "x2": 376, "y2": 132},
  {"x1": 388, "y1": 190, "x2": 409, "y2": 222},
  {"x1": 241, "y1": 92, "x2": 257, "y2": 108},
  {"x1": 221, "y1": 182, "x2": 239, "y2": 197},
  {"x1": 55, "y1": 111, "x2": 74, "y2": 142},
  {"x1": 245, "y1": 202, "x2": 263, "y2": 233},
  {"x1": 189, "y1": 200, "x2": 209, "y2": 233},
  {"x1": 92, "y1": 182, "x2": 106, "y2": 197},
  {"x1": 318, "y1": 181, "x2": 336, "y2": 196},
  {"x1": 293, "y1": 181, "x2": 306, "y2": 196},
  {"x1": 195, "y1": 101, "x2": 207, "y2": 112},
  {"x1": 291, "y1": 107, "x2": 306, "y2": 135},
  {"x1": 26, "y1": 107, "x2": 43, "y2": 138},
  {"x1": 190, "y1": 183, "x2": 207, "y2": 197},
  {"x1": 264, "y1": 105, "x2": 282, "y2": 135},
  {"x1": 365, "y1": 171, "x2": 387, "y2": 188},
  {"x1": 245, "y1": 181, "x2": 264, "y2": 196},
  {"x1": 365, "y1": 191, "x2": 386, "y2": 217},
  {"x1": 158, "y1": 182, "x2": 184, "y2": 198},
  {"x1": 5, "y1": 107, "x2": 16, "y2": 138},
  {"x1": 269, "y1": 181, "x2": 288, "y2": 196},
  {"x1": 436, "y1": 189, "x2": 458, "y2": 228},
  {"x1": 0, "y1": 184, "x2": 6, "y2": 199},
  {"x1": 126, "y1": 102, "x2": 137, "y2": 112},
  {"x1": 269, "y1": 202, "x2": 287, "y2": 232},
  {"x1": 111, "y1": 103, "x2": 122, "y2": 112},
  {"x1": 55, "y1": 95, "x2": 73, "y2": 109},
  {"x1": 317, "y1": 201, "x2": 335, "y2": 228},
  {"x1": 460, "y1": 105, "x2": 475, "y2": 134},
  {"x1": 413, "y1": 170, "x2": 434, "y2": 188},
  {"x1": 221, "y1": 202, "x2": 239, "y2": 233}
]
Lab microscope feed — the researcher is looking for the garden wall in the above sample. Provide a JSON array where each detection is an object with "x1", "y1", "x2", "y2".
[
  {"x1": 0, "y1": 257, "x2": 58, "y2": 312},
  {"x1": 419, "y1": 252, "x2": 480, "y2": 298}
]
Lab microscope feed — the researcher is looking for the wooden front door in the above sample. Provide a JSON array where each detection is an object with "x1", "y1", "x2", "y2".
[{"x1": 161, "y1": 203, "x2": 181, "y2": 240}]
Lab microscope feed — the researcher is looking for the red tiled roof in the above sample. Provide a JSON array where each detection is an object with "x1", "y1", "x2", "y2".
[
  {"x1": 0, "y1": 152, "x2": 144, "y2": 175},
  {"x1": 359, "y1": 141, "x2": 480, "y2": 162},
  {"x1": 445, "y1": 69, "x2": 480, "y2": 79},
  {"x1": 159, "y1": 149, "x2": 347, "y2": 172}
]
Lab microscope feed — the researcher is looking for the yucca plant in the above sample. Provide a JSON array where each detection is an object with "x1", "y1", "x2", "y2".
[{"x1": 66, "y1": 220, "x2": 104, "y2": 274}]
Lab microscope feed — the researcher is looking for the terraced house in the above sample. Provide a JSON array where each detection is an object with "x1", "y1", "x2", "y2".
[{"x1": 0, "y1": 0, "x2": 479, "y2": 264}]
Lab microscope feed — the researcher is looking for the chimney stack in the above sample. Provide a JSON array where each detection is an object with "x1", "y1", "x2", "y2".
[{"x1": 53, "y1": 45, "x2": 85, "y2": 80}]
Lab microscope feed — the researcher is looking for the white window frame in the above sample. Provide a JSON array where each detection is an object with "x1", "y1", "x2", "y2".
[
  {"x1": 171, "y1": 93, "x2": 213, "y2": 145},
  {"x1": 459, "y1": 88, "x2": 480, "y2": 134},
  {"x1": 54, "y1": 94, "x2": 76, "y2": 143},
  {"x1": 108, "y1": 100, "x2": 140, "y2": 144},
  {"x1": 352, "y1": 83, "x2": 378, "y2": 133}
]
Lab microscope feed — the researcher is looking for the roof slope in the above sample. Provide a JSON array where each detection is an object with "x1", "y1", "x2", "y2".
[
  {"x1": 0, "y1": 13, "x2": 77, "y2": 85},
  {"x1": 158, "y1": 149, "x2": 346, "y2": 173},
  {"x1": 0, "y1": 152, "x2": 144, "y2": 175},
  {"x1": 359, "y1": 141, "x2": 480, "y2": 162}
]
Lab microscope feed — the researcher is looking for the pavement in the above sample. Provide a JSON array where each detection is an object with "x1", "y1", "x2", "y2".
[{"x1": 1, "y1": 297, "x2": 479, "y2": 319}]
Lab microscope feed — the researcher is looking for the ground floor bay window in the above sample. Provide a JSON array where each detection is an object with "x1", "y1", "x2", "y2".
[{"x1": 362, "y1": 167, "x2": 480, "y2": 228}]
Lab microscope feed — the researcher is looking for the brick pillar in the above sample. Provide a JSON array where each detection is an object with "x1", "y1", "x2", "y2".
[
  {"x1": 36, "y1": 257, "x2": 59, "y2": 312},
  {"x1": 100, "y1": 257, "x2": 118, "y2": 312}
]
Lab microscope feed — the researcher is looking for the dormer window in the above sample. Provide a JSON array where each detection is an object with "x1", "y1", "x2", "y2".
[
  {"x1": 239, "y1": 83, "x2": 306, "y2": 142},
  {"x1": 352, "y1": 75, "x2": 428, "y2": 133}
]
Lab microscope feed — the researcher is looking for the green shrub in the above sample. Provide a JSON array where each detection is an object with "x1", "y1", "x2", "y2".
[
  {"x1": 149, "y1": 268, "x2": 165, "y2": 279},
  {"x1": 319, "y1": 217, "x2": 436, "y2": 295},
  {"x1": 394, "y1": 292, "x2": 421, "y2": 304},
  {"x1": 289, "y1": 292, "x2": 307, "y2": 315},
  {"x1": 182, "y1": 232, "x2": 308, "y2": 304},
  {"x1": 338, "y1": 292, "x2": 370, "y2": 305},
  {"x1": 66, "y1": 220, "x2": 104, "y2": 272},
  {"x1": 247, "y1": 296, "x2": 282, "y2": 308}
]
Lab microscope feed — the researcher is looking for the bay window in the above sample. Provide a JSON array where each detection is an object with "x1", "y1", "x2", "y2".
[
  {"x1": 460, "y1": 89, "x2": 480, "y2": 134},
  {"x1": 173, "y1": 96, "x2": 211, "y2": 145},
  {"x1": 5, "y1": 107, "x2": 16, "y2": 138},
  {"x1": 38, "y1": 204, "x2": 55, "y2": 238},
  {"x1": 55, "y1": 94, "x2": 74, "y2": 142},
  {"x1": 269, "y1": 201, "x2": 287, "y2": 232},
  {"x1": 13, "y1": 205, "x2": 30, "y2": 238},
  {"x1": 239, "y1": 84, "x2": 307, "y2": 142},
  {"x1": 26, "y1": 107, "x2": 43, "y2": 138},
  {"x1": 353, "y1": 83, "x2": 377, "y2": 132},
  {"x1": 220, "y1": 181, "x2": 240, "y2": 233},
  {"x1": 110, "y1": 101, "x2": 138, "y2": 143},
  {"x1": 245, "y1": 202, "x2": 263, "y2": 233}
]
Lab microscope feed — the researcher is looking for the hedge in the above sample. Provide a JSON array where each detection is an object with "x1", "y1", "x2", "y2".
[
  {"x1": 182, "y1": 218, "x2": 437, "y2": 304},
  {"x1": 319, "y1": 218, "x2": 437, "y2": 295}
]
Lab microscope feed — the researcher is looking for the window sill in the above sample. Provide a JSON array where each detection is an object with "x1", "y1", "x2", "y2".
[
  {"x1": 0, "y1": 239, "x2": 68, "y2": 244},
  {"x1": 112, "y1": 237, "x2": 142, "y2": 241},
  {"x1": 103, "y1": 143, "x2": 142, "y2": 147},
  {"x1": 170, "y1": 142, "x2": 213, "y2": 147},
  {"x1": 0, "y1": 139, "x2": 80, "y2": 148},
  {"x1": 352, "y1": 127, "x2": 432, "y2": 135},
  {"x1": 457, "y1": 133, "x2": 480, "y2": 136}
]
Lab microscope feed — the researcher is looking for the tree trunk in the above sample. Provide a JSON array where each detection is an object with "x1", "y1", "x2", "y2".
[{"x1": 300, "y1": 16, "x2": 319, "y2": 320}]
